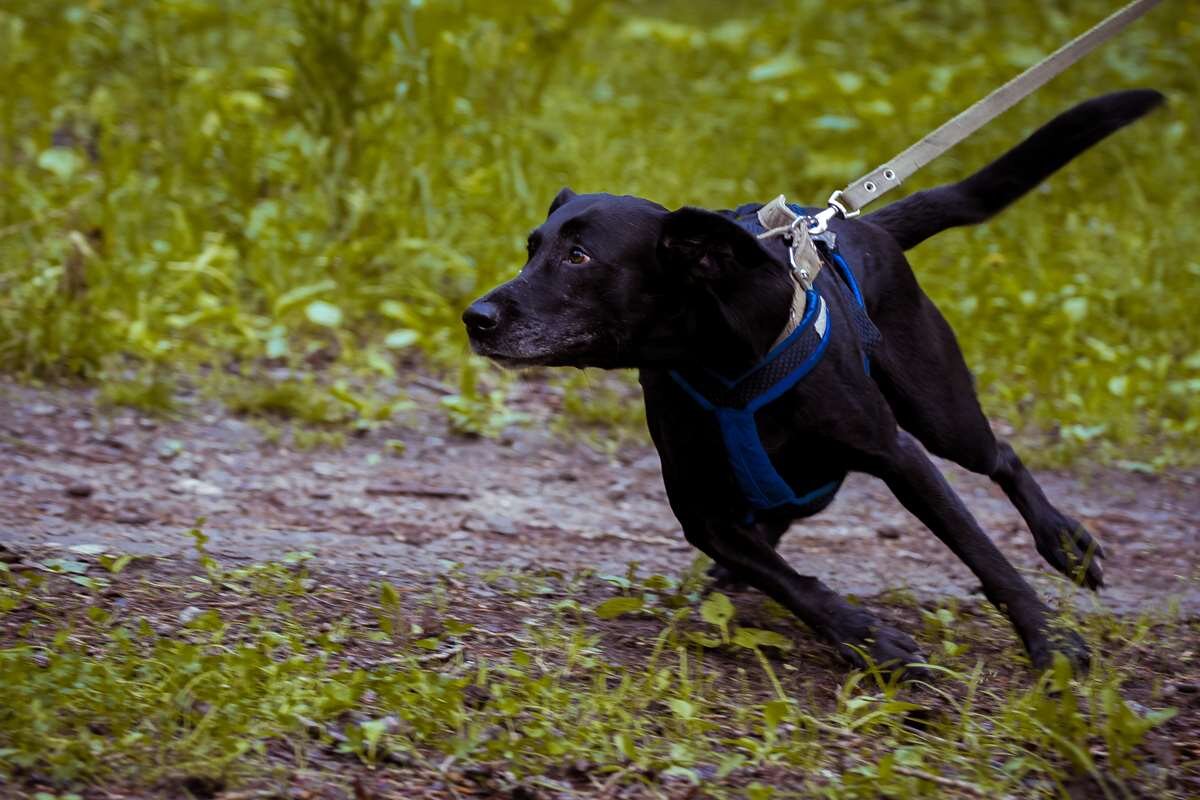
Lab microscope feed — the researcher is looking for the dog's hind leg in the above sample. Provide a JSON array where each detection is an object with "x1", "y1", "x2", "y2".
[
  {"x1": 871, "y1": 295, "x2": 1104, "y2": 589},
  {"x1": 863, "y1": 431, "x2": 1089, "y2": 671},
  {"x1": 684, "y1": 516, "x2": 925, "y2": 669},
  {"x1": 987, "y1": 440, "x2": 1104, "y2": 588}
]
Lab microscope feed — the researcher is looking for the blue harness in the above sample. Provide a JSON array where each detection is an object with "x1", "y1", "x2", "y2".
[{"x1": 669, "y1": 204, "x2": 880, "y2": 519}]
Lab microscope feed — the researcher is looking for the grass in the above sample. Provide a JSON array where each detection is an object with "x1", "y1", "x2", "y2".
[
  {"x1": 96, "y1": 371, "x2": 178, "y2": 414},
  {"x1": 219, "y1": 377, "x2": 350, "y2": 425},
  {"x1": 0, "y1": 538, "x2": 1195, "y2": 798},
  {"x1": 0, "y1": 0, "x2": 1196, "y2": 465}
]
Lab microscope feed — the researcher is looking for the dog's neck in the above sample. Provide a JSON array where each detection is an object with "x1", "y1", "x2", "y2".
[{"x1": 684, "y1": 262, "x2": 797, "y2": 376}]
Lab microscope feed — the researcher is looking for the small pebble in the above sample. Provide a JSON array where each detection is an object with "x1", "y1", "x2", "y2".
[
  {"x1": 65, "y1": 483, "x2": 94, "y2": 498},
  {"x1": 1125, "y1": 699, "x2": 1151, "y2": 716},
  {"x1": 877, "y1": 525, "x2": 904, "y2": 540},
  {"x1": 464, "y1": 514, "x2": 518, "y2": 536}
]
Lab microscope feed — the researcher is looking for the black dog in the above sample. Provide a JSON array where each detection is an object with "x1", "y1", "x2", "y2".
[{"x1": 463, "y1": 90, "x2": 1163, "y2": 671}]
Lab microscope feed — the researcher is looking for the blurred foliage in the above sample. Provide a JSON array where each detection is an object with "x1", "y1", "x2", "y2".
[{"x1": 0, "y1": 0, "x2": 1196, "y2": 464}]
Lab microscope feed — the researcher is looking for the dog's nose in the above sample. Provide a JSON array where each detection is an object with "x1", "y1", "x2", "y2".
[{"x1": 462, "y1": 300, "x2": 501, "y2": 334}]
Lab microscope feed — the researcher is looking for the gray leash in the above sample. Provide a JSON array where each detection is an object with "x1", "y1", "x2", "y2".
[{"x1": 807, "y1": 0, "x2": 1163, "y2": 234}]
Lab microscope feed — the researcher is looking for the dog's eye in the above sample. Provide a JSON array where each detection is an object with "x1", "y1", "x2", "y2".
[{"x1": 565, "y1": 246, "x2": 590, "y2": 265}]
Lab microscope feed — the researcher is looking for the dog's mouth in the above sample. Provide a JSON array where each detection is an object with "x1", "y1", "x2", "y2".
[
  {"x1": 473, "y1": 348, "x2": 588, "y2": 370},
  {"x1": 483, "y1": 353, "x2": 554, "y2": 369},
  {"x1": 468, "y1": 331, "x2": 602, "y2": 369}
]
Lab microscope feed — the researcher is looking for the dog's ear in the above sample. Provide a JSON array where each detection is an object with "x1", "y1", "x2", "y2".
[
  {"x1": 547, "y1": 186, "x2": 578, "y2": 216},
  {"x1": 658, "y1": 207, "x2": 772, "y2": 282}
]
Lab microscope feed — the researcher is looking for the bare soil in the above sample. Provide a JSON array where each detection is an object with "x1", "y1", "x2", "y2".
[{"x1": 1, "y1": 377, "x2": 1197, "y2": 615}]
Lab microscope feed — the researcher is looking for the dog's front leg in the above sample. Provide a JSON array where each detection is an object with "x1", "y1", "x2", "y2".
[
  {"x1": 683, "y1": 517, "x2": 925, "y2": 670},
  {"x1": 705, "y1": 516, "x2": 791, "y2": 589},
  {"x1": 867, "y1": 432, "x2": 1089, "y2": 671}
]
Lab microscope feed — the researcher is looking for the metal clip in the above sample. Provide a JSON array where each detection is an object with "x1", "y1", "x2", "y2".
[
  {"x1": 806, "y1": 189, "x2": 859, "y2": 236},
  {"x1": 827, "y1": 189, "x2": 860, "y2": 219},
  {"x1": 784, "y1": 215, "x2": 813, "y2": 290}
]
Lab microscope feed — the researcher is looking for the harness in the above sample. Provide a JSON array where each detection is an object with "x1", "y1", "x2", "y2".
[{"x1": 669, "y1": 197, "x2": 879, "y2": 519}]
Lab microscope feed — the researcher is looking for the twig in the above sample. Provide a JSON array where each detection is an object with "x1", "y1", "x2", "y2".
[
  {"x1": 577, "y1": 529, "x2": 681, "y2": 548},
  {"x1": 212, "y1": 790, "x2": 278, "y2": 800},
  {"x1": 365, "y1": 482, "x2": 472, "y2": 500},
  {"x1": 893, "y1": 766, "x2": 1009, "y2": 799},
  {"x1": 0, "y1": 192, "x2": 98, "y2": 240},
  {"x1": 409, "y1": 376, "x2": 455, "y2": 396},
  {"x1": 0, "y1": 432, "x2": 121, "y2": 464},
  {"x1": 416, "y1": 644, "x2": 464, "y2": 663}
]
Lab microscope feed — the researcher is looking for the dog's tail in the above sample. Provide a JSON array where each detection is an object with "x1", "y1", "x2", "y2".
[{"x1": 864, "y1": 89, "x2": 1165, "y2": 251}]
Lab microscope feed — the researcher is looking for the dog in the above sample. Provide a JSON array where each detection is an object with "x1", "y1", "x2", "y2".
[{"x1": 463, "y1": 90, "x2": 1164, "y2": 671}]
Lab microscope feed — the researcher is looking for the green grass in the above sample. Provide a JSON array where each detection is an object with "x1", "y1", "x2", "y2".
[
  {"x1": 219, "y1": 376, "x2": 350, "y2": 424},
  {"x1": 0, "y1": 542, "x2": 1193, "y2": 798},
  {"x1": 0, "y1": 0, "x2": 1196, "y2": 464},
  {"x1": 96, "y1": 370, "x2": 178, "y2": 414}
]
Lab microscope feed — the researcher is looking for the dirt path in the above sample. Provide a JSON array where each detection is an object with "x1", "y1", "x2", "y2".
[{"x1": 2, "y1": 377, "x2": 1197, "y2": 615}]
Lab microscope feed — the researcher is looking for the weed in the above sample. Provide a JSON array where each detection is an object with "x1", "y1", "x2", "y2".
[
  {"x1": 220, "y1": 377, "x2": 347, "y2": 424},
  {"x1": 97, "y1": 371, "x2": 177, "y2": 414},
  {"x1": 441, "y1": 362, "x2": 529, "y2": 437},
  {"x1": 291, "y1": 426, "x2": 346, "y2": 451}
]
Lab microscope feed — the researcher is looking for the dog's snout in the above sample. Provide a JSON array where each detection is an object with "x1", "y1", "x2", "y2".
[{"x1": 463, "y1": 300, "x2": 501, "y2": 335}]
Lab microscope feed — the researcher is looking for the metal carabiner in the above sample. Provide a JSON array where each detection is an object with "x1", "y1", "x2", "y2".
[
  {"x1": 806, "y1": 190, "x2": 858, "y2": 235},
  {"x1": 785, "y1": 215, "x2": 813, "y2": 289}
]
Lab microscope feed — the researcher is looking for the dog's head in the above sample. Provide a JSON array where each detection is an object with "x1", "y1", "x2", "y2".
[{"x1": 463, "y1": 188, "x2": 791, "y2": 370}]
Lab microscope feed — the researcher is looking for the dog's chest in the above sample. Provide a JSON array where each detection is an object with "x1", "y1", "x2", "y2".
[{"x1": 642, "y1": 373, "x2": 849, "y2": 521}]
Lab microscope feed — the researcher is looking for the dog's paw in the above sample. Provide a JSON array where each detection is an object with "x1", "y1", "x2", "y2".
[
  {"x1": 831, "y1": 618, "x2": 927, "y2": 674},
  {"x1": 705, "y1": 562, "x2": 750, "y2": 591},
  {"x1": 1026, "y1": 626, "x2": 1091, "y2": 674},
  {"x1": 1034, "y1": 515, "x2": 1105, "y2": 590}
]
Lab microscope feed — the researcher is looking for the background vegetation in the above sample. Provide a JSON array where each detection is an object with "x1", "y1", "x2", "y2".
[{"x1": 0, "y1": 0, "x2": 1196, "y2": 461}]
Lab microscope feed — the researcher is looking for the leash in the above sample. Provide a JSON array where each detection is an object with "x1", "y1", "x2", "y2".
[{"x1": 805, "y1": 0, "x2": 1163, "y2": 234}]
